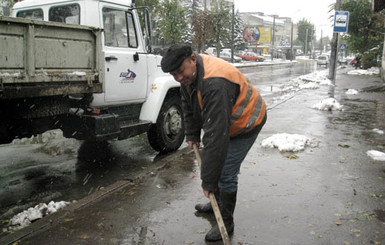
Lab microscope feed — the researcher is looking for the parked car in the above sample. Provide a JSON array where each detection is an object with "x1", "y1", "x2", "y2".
[
  {"x1": 238, "y1": 51, "x2": 265, "y2": 62},
  {"x1": 219, "y1": 52, "x2": 242, "y2": 63},
  {"x1": 316, "y1": 55, "x2": 329, "y2": 67},
  {"x1": 338, "y1": 57, "x2": 349, "y2": 65}
]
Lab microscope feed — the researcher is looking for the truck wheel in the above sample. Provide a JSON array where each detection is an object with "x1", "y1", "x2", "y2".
[{"x1": 147, "y1": 95, "x2": 185, "y2": 152}]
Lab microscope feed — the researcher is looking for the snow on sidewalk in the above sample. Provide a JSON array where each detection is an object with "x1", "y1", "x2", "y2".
[
  {"x1": 261, "y1": 133, "x2": 311, "y2": 152},
  {"x1": 366, "y1": 150, "x2": 385, "y2": 161}
]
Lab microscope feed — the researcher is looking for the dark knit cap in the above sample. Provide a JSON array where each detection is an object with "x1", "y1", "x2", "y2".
[{"x1": 161, "y1": 44, "x2": 193, "y2": 72}]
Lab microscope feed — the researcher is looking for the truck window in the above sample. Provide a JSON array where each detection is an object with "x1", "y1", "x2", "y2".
[
  {"x1": 49, "y1": 4, "x2": 80, "y2": 24},
  {"x1": 103, "y1": 8, "x2": 138, "y2": 48},
  {"x1": 16, "y1": 9, "x2": 43, "y2": 20}
]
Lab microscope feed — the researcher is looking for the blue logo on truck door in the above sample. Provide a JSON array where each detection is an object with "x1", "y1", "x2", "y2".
[{"x1": 120, "y1": 69, "x2": 136, "y2": 82}]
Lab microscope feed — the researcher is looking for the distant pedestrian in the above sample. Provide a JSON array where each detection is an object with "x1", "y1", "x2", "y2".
[{"x1": 161, "y1": 44, "x2": 267, "y2": 241}]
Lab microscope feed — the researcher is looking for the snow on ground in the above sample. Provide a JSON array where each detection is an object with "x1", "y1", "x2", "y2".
[
  {"x1": 347, "y1": 67, "x2": 380, "y2": 76},
  {"x1": 345, "y1": 89, "x2": 359, "y2": 95},
  {"x1": 4, "y1": 201, "x2": 71, "y2": 232},
  {"x1": 12, "y1": 129, "x2": 80, "y2": 156},
  {"x1": 312, "y1": 98, "x2": 343, "y2": 111},
  {"x1": 261, "y1": 133, "x2": 311, "y2": 152},
  {"x1": 366, "y1": 150, "x2": 385, "y2": 161},
  {"x1": 373, "y1": 128, "x2": 384, "y2": 135},
  {"x1": 296, "y1": 70, "x2": 333, "y2": 86}
]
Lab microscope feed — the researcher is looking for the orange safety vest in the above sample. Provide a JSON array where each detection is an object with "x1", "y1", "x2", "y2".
[{"x1": 197, "y1": 55, "x2": 266, "y2": 136}]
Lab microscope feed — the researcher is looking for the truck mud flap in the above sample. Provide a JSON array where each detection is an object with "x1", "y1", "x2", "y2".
[{"x1": 62, "y1": 113, "x2": 120, "y2": 141}]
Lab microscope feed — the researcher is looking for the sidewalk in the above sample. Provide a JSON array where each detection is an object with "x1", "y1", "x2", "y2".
[{"x1": 1, "y1": 68, "x2": 384, "y2": 244}]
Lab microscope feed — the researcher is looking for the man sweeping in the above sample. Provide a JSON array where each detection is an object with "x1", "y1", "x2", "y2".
[{"x1": 161, "y1": 44, "x2": 267, "y2": 241}]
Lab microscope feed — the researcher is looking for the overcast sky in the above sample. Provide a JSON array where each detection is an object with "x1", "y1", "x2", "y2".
[{"x1": 234, "y1": 0, "x2": 337, "y2": 39}]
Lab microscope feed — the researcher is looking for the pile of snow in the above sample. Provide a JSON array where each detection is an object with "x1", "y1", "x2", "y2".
[
  {"x1": 312, "y1": 98, "x2": 343, "y2": 111},
  {"x1": 261, "y1": 133, "x2": 310, "y2": 152},
  {"x1": 4, "y1": 201, "x2": 71, "y2": 232},
  {"x1": 345, "y1": 89, "x2": 359, "y2": 95},
  {"x1": 366, "y1": 150, "x2": 385, "y2": 161},
  {"x1": 12, "y1": 129, "x2": 80, "y2": 155},
  {"x1": 299, "y1": 82, "x2": 319, "y2": 89},
  {"x1": 347, "y1": 67, "x2": 380, "y2": 76},
  {"x1": 12, "y1": 130, "x2": 64, "y2": 145},
  {"x1": 298, "y1": 70, "x2": 333, "y2": 86},
  {"x1": 373, "y1": 128, "x2": 384, "y2": 135}
]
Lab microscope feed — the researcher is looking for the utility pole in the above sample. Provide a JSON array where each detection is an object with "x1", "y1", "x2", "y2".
[
  {"x1": 305, "y1": 28, "x2": 308, "y2": 56},
  {"x1": 319, "y1": 29, "x2": 324, "y2": 54},
  {"x1": 290, "y1": 21, "x2": 294, "y2": 61},
  {"x1": 231, "y1": 1, "x2": 234, "y2": 63},
  {"x1": 271, "y1": 15, "x2": 276, "y2": 61},
  {"x1": 329, "y1": 0, "x2": 341, "y2": 81}
]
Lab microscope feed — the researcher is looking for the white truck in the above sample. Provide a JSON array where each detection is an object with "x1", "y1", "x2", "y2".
[{"x1": 0, "y1": 0, "x2": 184, "y2": 152}]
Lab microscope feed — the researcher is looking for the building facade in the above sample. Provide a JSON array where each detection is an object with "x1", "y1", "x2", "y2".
[{"x1": 240, "y1": 12, "x2": 299, "y2": 59}]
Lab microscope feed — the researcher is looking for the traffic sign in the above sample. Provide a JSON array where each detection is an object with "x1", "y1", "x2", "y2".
[
  {"x1": 340, "y1": 43, "x2": 346, "y2": 51},
  {"x1": 334, "y1": 11, "x2": 349, "y2": 33}
]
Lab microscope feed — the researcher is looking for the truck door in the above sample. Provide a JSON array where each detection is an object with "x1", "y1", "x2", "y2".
[{"x1": 102, "y1": 7, "x2": 147, "y2": 103}]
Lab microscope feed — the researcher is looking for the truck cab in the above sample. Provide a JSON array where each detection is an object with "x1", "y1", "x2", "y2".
[{"x1": 1, "y1": 0, "x2": 184, "y2": 152}]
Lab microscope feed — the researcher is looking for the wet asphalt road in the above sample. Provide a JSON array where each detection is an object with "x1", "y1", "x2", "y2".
[
  {"x1": 2, "y1": 63, "x2": 385, "y2": 244},
  {"x1": 0, "y1": 61, "x2": 316, "y2": 222}
]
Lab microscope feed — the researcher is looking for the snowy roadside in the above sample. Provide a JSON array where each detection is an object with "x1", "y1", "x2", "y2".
[{"x1": 260, "y1": 67, "x2": 385, "y2": 162}]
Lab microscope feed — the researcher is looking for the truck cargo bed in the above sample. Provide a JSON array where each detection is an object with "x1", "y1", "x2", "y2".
[{"x1": 0, "y1": 16, "x2": 104, "y2": 98}]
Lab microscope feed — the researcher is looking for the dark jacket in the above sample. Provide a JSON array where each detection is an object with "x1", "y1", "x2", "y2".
[{"x1": 180, "y1": 54, "x2": 265, "y2": 191}]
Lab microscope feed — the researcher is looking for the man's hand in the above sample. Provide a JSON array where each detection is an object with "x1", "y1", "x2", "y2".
[
  {"x1": 203, "y1": 189, "x2": 210, "y2": 198},
  {"x1": 188, "y1": 141, "x2": 200, "y2": 149}
]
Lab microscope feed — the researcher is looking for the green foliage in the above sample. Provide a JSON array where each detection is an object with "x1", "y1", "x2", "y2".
[
  {"x1": 296, "y1": 19, "x2": 316, "y2": 53},
  {"x1": 362, "y1": 49, "x2": 381, "y2": 69},
  {"x1": 158, "y1": 0, "x2": 188, "y2": 44},
  {"x1": 209, "y1": 0, "x2": 232, "y2": 55},
  {"x1": 341, "y1": 0, "x2": 384, "y2": 67}
]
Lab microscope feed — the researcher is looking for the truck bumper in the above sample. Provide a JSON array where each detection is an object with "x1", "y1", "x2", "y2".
[{"x1": 62, "y1": 113, "x2": 120, "y2": 141}]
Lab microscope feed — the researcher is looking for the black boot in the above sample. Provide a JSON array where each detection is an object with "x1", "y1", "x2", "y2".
[
  {"x1": 195, "y1": 190, "x2": 220, "y2": 213},
  {"x1": 205, "y1": 191, "x2": 237, "y2": 241}
]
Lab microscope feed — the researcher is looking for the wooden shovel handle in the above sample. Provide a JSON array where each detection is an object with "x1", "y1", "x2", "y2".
[{"x1": 193, "y1": 145, "x2": 231, "y2": 244}]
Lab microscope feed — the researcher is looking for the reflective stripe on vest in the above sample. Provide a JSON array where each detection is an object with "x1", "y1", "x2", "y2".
[{"x1": 197, "y1": 55, "x2": 266, "y2": 136}]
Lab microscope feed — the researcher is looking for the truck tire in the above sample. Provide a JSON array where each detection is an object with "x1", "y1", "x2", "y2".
[{"x1": 147, "y1": 95, "x2": 185, "y2": 152}]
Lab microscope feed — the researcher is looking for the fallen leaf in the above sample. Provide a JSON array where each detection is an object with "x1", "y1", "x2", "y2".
[
  {"x1": 335, "y1": 221, "x2": 342, "y2": 226},
  {"x1": 81, "y1": 234, "x2": 89, "y2": 239},
  {"x1": 350, "y1": 229, "x2": 360, "y2": 234},
  {"x1": 196, "y1": 229, "x2": 206, "y2": 234},
  {"x1": 286, "y1": 154, "x2": 298, "y2": 159},
  {"x1": 338, "y1": 144, "x2": 350, "y2": 148}
]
